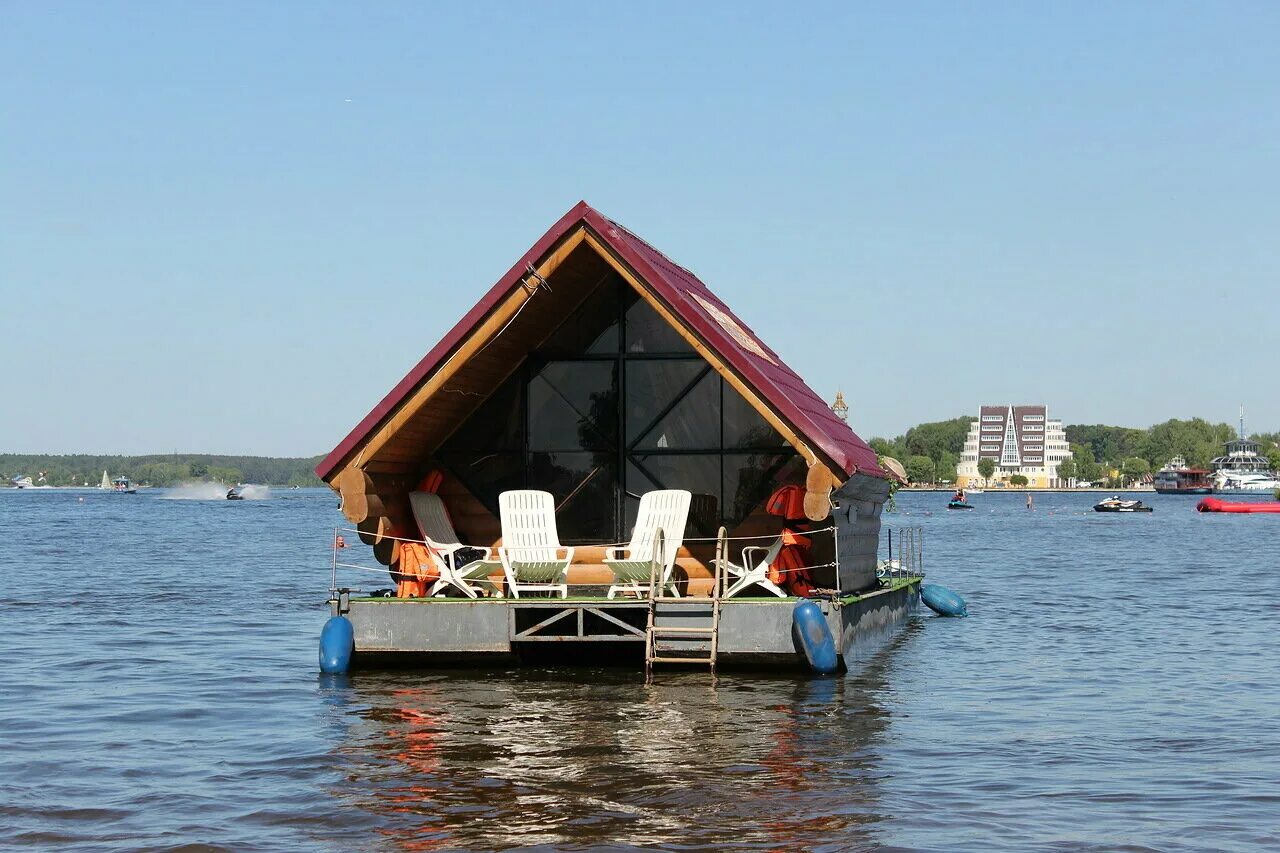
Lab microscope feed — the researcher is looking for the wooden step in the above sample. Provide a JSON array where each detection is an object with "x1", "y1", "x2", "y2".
[{"x1": 650, "y1": 626, "x2": 714, "y2": 634}]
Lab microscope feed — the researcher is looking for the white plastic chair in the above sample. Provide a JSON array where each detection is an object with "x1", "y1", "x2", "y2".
[
  {"x1": 722, "y1": 536, "x2": 788, "y2": 598},
  {"x1": 605, "y1": 490, "x2": 691, "y2": 599},
  {"x1": 409, "y1": 491, "x2": 498, "y2": 598},
  {"x1": 498, "y1": 490, "x2": 574, "y2": 598}
]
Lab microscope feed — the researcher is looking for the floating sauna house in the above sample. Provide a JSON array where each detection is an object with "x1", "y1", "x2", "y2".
[{"x1": 317, "y1": 202, "x2": 919, "y2": 671}]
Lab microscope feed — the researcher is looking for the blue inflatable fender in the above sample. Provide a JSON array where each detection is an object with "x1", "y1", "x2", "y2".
[
  {"x1": 792, "y1": 600, "x2": 840, "y2": 675},
  {"x1": 921, "y1": 584, "x2": 968, "y2": 617},
  {"x1": 319, "y1": 615, "x2": 354, "y2": 673}
]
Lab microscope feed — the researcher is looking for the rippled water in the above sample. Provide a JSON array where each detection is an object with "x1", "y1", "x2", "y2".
[{"x1": 2, "y1": 488, "x2": 1278, "y2": 851}]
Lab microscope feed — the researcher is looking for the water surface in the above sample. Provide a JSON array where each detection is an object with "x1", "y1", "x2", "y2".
[{"x1": 2, "y1": 488, "x2": 1277, "y2": 851}]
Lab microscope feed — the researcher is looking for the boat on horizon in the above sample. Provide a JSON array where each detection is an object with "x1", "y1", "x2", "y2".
[
  {"x1": 111, "y1": 476, "x2": 137, "y2": 494},
  {"x1": 1153, "y1": 457, "x2": 1213, "y2": 494},
  {"x1": 1210, "y1": 407, "x2": 1279, "y2": 494}
]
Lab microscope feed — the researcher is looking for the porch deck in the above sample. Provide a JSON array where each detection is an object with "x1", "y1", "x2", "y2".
[{"x1": 329, "y1": 576, "x2": 920, "y2": 671}]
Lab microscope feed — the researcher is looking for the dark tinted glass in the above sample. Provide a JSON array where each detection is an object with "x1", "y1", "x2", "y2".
[
  {"x1": 438, "y1": 374, "x2": 522, "y2": 451},
  {"x1": 538, "y1": 277, "x2": 622, "y2": 357},
  {"x1": 625, "y1": 361, "x2": 715, "y2": 448},
  {"x1": 436, "y1": 451, "x2": 525, "y2": 518},
  {"x1": 627, "y1": 454, "x2": 721, "y2": 537},
  {"x1": 723, "y1": 383, "x2": 786, "y2": 448},
  {"x1": 624, "y1": 293, "x2": 693, "y2": 354},
  {"x1": 529, "y1": 452, "x2": 617, "y2": 542},
  {"x1": 528, "y1": 361, "x2": 617, "y2": 451},
  {"x1": 723, "y1": 451, "x2": 802, "y2": 524}
]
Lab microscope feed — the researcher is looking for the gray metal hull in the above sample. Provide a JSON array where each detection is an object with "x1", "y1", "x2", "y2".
[{"x1": 336, "y1": 580, "x2": 919, "y2": 672}]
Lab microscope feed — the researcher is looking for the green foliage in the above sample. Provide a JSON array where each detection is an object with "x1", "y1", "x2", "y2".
[
  {"x1": 872, "y1": 416, "x2": 971, "y2": 483},
  {"x1": 1070, "y1": 444, "x2": 1104, "y2": 482},
  {"x1": 1009, "y1": 474, "x2": 1029, "y2": 486},
  {"x1": 901, "y1": 417, "x2": 973, "y2": 464},
  {"x1": 868, "y1": 437, "x2": 905, "y2": 460},
  {"x1": 1064, "y1": 424, "x2": 1148, "y2": 466},
  {"x1": 905, "y1": 455, "x2": 936, "y2": 484},
  {"x1": 1143, "y1": 418, "x2": 1234, "y2": 468},
  {"x1": 977, "y1": 457, "x2": 996, "y2": 481},
  {"x1": 0, "y1": 454, "x2": 324, "y2": 487},
  {"x1": 1056, "y1": 458, "x2": 1078, "y2": 482},
  {"x1": 934, "y1": 450, "x2": 959, "y2": 483},
  {"x1": 1067, "y1": 418, "x2": 1236, "y2": 472},
  {"x1": 1121, "y1": 456, "x2": 1150, "y2": 484}
]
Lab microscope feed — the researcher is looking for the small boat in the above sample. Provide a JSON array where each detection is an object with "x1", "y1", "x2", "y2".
[
  {"x1": 1209, "y1": 408, "x2": 1280, "y2": 494},
  {"x1": 111, "y1": 476, "x2": 137, "y2": 494},
  {"x1": 227, "y1": 486, "x2": 245, "y2": 500},
  {"x1": 1196, "y1": 497, "x2": 1280, "y2": 514},
  {"x1": 99, "y1": 470, "x2": 111, "y2": 490},
  {"x1": 1153, "y1": 457, "x2": 1213, "y2": 494},
  {"x1": 1094, "y1": 497, "x2": 1152, "y2": 513},
  {"x1": 947, "y1": 500, "x2": 973, "y2": 510}
]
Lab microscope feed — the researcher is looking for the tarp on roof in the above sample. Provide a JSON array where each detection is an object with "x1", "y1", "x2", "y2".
[{"x1": 316, "y1": 201, "x2": 886, "y2": 482}]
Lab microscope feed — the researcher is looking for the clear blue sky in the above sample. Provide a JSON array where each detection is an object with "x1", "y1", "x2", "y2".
[{"x1": 3, "y1": 3, "x2": 1277, "y2": 456}]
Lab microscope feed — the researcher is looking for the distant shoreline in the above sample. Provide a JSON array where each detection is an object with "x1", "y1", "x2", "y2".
[{"x1": 902, "y1": 486, "x2": 1156, "y2": 493}]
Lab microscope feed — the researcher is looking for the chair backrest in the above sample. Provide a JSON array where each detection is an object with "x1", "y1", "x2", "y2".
[
  {"x1": 499, "y1": 490, "x2": 562, "y2": 561},
  {"x1": 757, "y1": 535, "x2": 785, "y2": 568},
  {"x1": 409, "y1": 492, "x2": 459, "y2": 547},
  {"x1": 629, "y1": 490, "x2": 692, "y2": 569}
]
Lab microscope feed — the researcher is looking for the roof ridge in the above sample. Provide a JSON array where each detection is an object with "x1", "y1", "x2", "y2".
[{"x1": 605, "y1": 216, "x2": 701, "y2": 282}]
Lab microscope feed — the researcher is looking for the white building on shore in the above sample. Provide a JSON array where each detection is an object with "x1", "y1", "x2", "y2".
[{"x1": 956, "y1": 405, "x2": 1073, "y2": 488}]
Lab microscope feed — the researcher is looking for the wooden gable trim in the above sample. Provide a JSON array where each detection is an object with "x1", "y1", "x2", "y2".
[{"x1": 327, "y1": 226, "x2": 591, "y2": 485}]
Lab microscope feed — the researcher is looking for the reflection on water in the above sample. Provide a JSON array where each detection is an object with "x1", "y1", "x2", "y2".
[
  {"x1": 322, "y1": 651, "x2": 903, "y2": 851},
  {"x1": 3, "y1": 489, "x2": 1280, "y2": 851}
]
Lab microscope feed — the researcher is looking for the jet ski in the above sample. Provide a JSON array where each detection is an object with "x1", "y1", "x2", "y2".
[
  {"x1": 227, "y1": 486, "x2": 245, "y2": 500},
  {"x1": 1093, "y1": 496, "x2": 1153, "y2": 513}
]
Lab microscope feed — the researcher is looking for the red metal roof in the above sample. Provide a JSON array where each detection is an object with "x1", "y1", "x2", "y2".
[{"x1": 316, "y1": 201, "x2": 886, "y2": 481}]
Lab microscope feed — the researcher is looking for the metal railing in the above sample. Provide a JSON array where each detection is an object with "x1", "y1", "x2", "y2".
[{"x1": 879, "y1": 526, "x2": 924, "y2": 579}]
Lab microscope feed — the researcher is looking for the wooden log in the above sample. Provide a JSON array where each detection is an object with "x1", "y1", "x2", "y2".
[
  {"x1": 356, "y1": 517, "x2": 379, "y2": 547},
  {"x1": 356, "y1": 515, "x2": 407, "y2": 547},
  {"x1": 372, "y1": 536, "x2": 397, "y2": 566},
  {"x1": 804, "y1": 461, "x2": 838, "y2": 521},
  {"x1": 803, "y1": 491, "x2": 832, "y2": 522},
  {"x1": 337, "y1": 465, "x2": 417, "y2": 523},
  {"x1": 341, "y1": 492, "x2": 387, "y2": 524}
]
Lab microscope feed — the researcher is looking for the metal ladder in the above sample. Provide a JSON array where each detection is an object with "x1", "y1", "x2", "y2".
[{"x1": 645, "y1": 527, "x2": 724, "y2": 679}]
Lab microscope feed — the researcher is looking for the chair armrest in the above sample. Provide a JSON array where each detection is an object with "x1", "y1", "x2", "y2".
[
  {"x1": 561, "y1": 546, "x2": 574, "y2": 565},
  {"x1": 742, "y1": 546, "x2": 771, "y2": 568},
  {"x1": 603, "y1": 546, "x2": 631, "y2": 561}
]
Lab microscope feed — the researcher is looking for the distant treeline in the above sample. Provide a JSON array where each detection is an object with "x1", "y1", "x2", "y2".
[
  {"x1": 869, "y1": 417, "x2": 1280, "y2": 485},
  {"x1": 0, "y1": 454, "x2": 325, "y2": 487}
]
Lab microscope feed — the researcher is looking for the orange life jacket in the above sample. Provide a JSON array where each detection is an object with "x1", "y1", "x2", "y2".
[
  {"x1": 765, "y1": 484, "x2": 807, "y2": 521},
  {"x1": 394, "y1": 540, "x2": 441, "y2": 598},
  {"x1": 768, "y1": 527, "x2": 816, "y2": 596}
]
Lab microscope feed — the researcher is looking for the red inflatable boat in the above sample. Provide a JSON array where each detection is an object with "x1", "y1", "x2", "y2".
[{"x1": 1196, "y1": 497, "x2": 1280, "y2": 513}]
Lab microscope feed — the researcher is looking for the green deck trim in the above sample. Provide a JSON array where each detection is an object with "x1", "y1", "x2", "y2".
[
  {"x1": 348, "y1": 595, "x2": 799, "y2": 604},
  {"x1": 838, "y1": 576, "x2": 922, "y2": 606}
]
